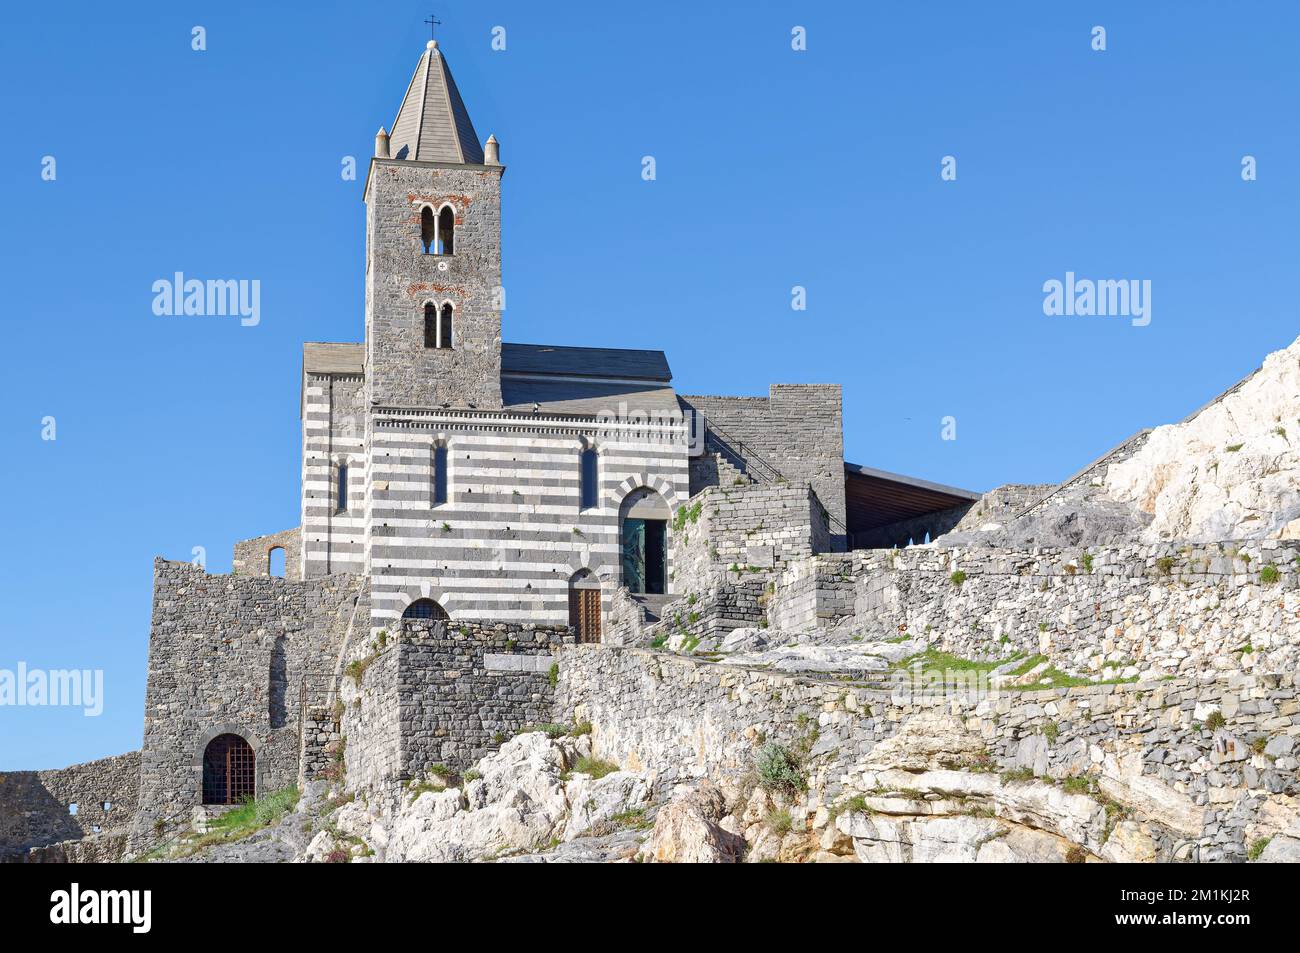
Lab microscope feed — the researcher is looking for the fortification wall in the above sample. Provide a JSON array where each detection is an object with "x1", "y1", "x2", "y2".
[
  {"x1": 643, "y1": 482, "x2": 830, "y2": 644},
  {"x1": 233, "y1": 526, "x2": 302, "y2": 579},
  {"x1": 342, "y1": 619, "x2": 573, "y2": 808},
  {"x1": 555, "y1": 646, "x2": 1300, "y2": 862},
  {"x1": 129, "y1": 560, "x2": 362, "y2": 851},
  {"x1": 850, "y1": 541, "x2": 1300, "y2": 679},
  {"x1": 0, "y1": 751, "x2": 141, "y2": 862}
]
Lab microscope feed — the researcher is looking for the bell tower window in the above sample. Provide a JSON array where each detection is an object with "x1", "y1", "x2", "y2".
[
  {"x1": 437, "y1": 205, "x2": 455, "y2": 255},
  {"x1": 420, "y1": 206, "x2": 436, "y2": 254},
  {"x1": 423, "y1": 302, "x2": 454, "y2": 349}
]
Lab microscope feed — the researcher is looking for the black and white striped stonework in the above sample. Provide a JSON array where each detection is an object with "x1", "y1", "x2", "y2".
[
  {"x1": 301, "y1": 372, "x2": 366, "y2": 577},
  {"x1": 364, "y1": 407, "x2": 689, "y2": 629}
]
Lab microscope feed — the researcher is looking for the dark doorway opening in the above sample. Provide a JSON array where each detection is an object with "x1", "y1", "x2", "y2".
[
  {"x1": 202, "y1": 734, "x2": 255, "y2": 805},
  {"x1": 622, "y1": 518, "x2": 667, "y2": 595}
]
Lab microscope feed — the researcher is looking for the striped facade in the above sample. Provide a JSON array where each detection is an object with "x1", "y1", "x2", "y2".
[
  {"x1": 363, "y1": 408, "x2": 689, "y2": 629},
  {"x1": 301, "y1": 369, "x2": 366, "y2": 577}
]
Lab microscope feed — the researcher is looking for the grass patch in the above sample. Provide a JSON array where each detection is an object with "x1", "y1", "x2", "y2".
[
  {"x1": 765, "y1": 808, "x2": 793, "y2": 835},
  {"x1": 949, "y1": 570, "x2": 968, "y2": 587},
  {"x1": 188, "y1": 786, "x2": 299, "y2": 852},
  {"x1": 827, "y1": 794, "x2": 871, "y2": 822},
  {"x1": 900, "y1": 649, "x2": 1019, "y2": 684},
  {"x1": 573, "y1": 756, "x2": 619, "y2": 779},
  {"x1": 608, "y1": 808, "x2": 652, "y2": 831},
  {"x1": 1205, "y1": 710, "x2": 1226, "y2": 731},
  {"x1": 1260, "y1": 564, "x2": 1280, "y2": 585},
  {"x1": 1248, "y1": 837, "x2": 1271, "y2": 861}
]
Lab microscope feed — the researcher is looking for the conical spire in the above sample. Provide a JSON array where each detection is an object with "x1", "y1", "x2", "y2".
[{"x1": 388, "y1": 40, "x2": 485, "y2": 164}]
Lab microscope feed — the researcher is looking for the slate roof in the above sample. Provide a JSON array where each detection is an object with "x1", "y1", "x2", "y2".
[
  {"x1": 389, "y1": 41, "x2": 484, "y2": 164},
  {"x1": 501, "y1": 343, "x2": 672, "y2": 382},
  {"x1": 501, "y1": 378, "x2": 681, "y2": 417}
]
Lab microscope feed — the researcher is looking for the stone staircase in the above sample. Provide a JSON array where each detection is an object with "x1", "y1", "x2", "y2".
[{"x1": 631, "y1": 593, "x2": 672, "y2": 623}]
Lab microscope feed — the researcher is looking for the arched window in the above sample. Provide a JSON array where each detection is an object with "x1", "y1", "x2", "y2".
[
  {"x1": 402, "y1": 598, "x2": 449, "y2": 621},
  {"x1": 437, "y1": 205, "x2": 455, "y2": 255},
  {"x1": 432, "y1": 444, "x2": 448, "y2": 505},
  {"x1": 569, "y1": 570, "x2": 602, "y2": 643},
  {"x1": 420, "y1": 206, "x2": 436, "y2": 254},
  {"x1": 438, "y1": 303, "x2": 454, "y2": 349},
  {"x1": 337, "y1": 463, "x2": 349, "y2": 512},
  {"x1": 423, "y1": 303, "x2": 453, "y2": 349},
  {"x1": 580, "y1": 447, "x2": 598, "y2": 510},
  {"x1": 423, "y1": 302, "x2": 438, "y2": 348},
  {"x1": 202, "y1": 734, "x2": 255, "y2": 805},
  {"x1": 268, "y1": 546, "x2": 286, "y2": 578}
]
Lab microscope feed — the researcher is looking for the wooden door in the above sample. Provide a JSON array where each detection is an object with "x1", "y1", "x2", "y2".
[{"x1": 570, "y1": 587, "x2": 602, "y2": 643}]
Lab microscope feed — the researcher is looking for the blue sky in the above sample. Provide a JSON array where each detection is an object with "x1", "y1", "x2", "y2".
[{"x1": 1, "y1": 1, "x2": 1296, "y2": 768}]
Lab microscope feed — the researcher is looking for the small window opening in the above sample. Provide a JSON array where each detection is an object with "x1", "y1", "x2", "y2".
[
  {"x1": 433, "y1": 445, "x2": 448, "y2": 505},
  {"x1": 420, "y1": 206, "x2": 436, "y2": 254},
  {"x1": 424, "y1": 302, "x2": 438, "y2": 348},
  {"x1": 402, "y1": 598, "x2": 449, "y2": 621},
  {"x1": 437, "y1": 205, "x2": 455, "y2": 255},
  {"x1": 68, "y1": 803, "x2": 78, "y2": 816},
  {"x1": 580, "y1": 448, "x2": 598, "y2": 510},
  {"x1": 337, "y1": 463, "x2": 349, "y2": 512},
  {"x1": 438, "y1": 303, "x2": 454, "y2": 349},
  {"x1": 268, "y1": 546, "x2": 286, "y2": 578}
]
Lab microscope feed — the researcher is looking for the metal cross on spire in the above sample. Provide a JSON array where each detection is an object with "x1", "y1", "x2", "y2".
[{"x1": 424, "y1": 14, "x2": 442, "y2": 41}]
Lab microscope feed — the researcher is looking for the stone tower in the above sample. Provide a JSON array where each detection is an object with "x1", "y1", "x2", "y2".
[{"x1": 364, "y1": 39, "x2": 504, "y2": 409}]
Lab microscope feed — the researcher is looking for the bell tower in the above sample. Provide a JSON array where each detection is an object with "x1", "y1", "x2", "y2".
[{"x1": 364, "y1": 39, "x2": 503, "y2": 408}]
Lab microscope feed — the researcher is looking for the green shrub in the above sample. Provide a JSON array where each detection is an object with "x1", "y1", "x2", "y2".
[
  {"x1": 1205, "y1": 710, "x2": 1226, "y2": 731},
  {"x1": 755, "y1": 743, "x2": 806, "y2": 797},
  {"x1": 949, "y1": 570, "x2": 967, "y2": 587},
  {"x1": 1248, "y1": 837, "x2": 1271, "y2": 861},
  {"x1": 1260, "y1": 564, "x2": 1280, "y2": 585}
]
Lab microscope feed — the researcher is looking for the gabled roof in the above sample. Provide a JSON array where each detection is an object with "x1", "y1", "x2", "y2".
[
  {"x1": 389, "y1": 41, "x2": 484, "y2": 164},
  {"x1": 501, "y1": 343, "x2": 673, "y2": 382}
]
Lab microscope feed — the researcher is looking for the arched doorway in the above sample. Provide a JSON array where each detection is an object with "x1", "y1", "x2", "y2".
[
  {"x1": 619, "y1": 489, "x2": 669, "y2": 595},
  {"x1": 202, "y1": 734, "x2": 255, "y2": 805},
  {"x1": 568, "y1": 570, "x2": 602, "y2": 643},
  {"x1": 402, "y1": 598, "x2": 449, "y2": 621}
]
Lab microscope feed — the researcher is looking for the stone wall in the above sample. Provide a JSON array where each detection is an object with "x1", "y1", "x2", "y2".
[
  {"x1": 849, "y1": 541, "x2": 1300, "y2": 679},
  {"x1": 0, "y1": 751, "x2": 141, "y2": 862},
  {"x1": 769, "y1": 552, "x2": 857, "y2": 632},
  {"x1": 129, "y1": 560, "x2": 363, "y2": 851},
  {"x1": 343, "y1": 619, "x2": 574, "y2": 806},
  {"x1": 680, "y1": 386, "x2": 845, "y2": 544},
  {"x1": 232, "y1": 526, "x2": 302, "y2": 579},
  {"x1": 555, "y1": 645, "x2": 1300, "y2": 861},
  {"x1": 365, "y1": 161, "x2": 504, "y2": 410},
  {"x1": 647, "y1": 482, "x2": 830, "y2": 643}
]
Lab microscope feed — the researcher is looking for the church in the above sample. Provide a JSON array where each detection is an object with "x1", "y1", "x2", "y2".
[
  {"x1": 289, "y1": 38, "x2": 975, "y2": 640},
  {"x1": 122, "y1": 39, "x2": 977, "y2": 841}
]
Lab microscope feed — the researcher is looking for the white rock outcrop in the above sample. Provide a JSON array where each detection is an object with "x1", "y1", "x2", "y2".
[{"x1": 1103, "y1": 334, "x2": 1300, "y2": 542}]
